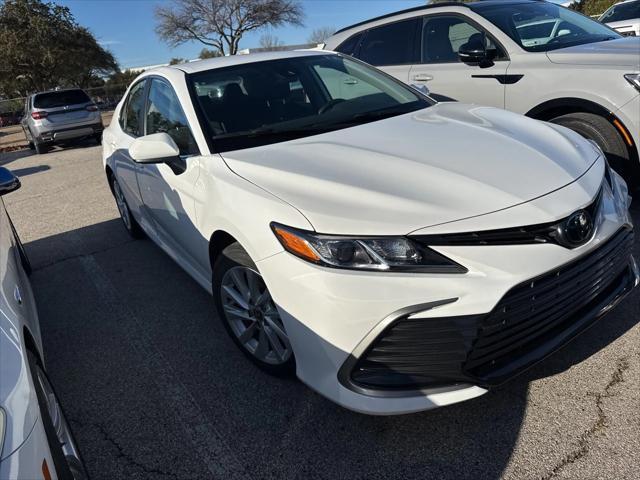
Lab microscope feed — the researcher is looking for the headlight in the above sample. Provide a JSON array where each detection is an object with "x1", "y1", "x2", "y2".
[
  {"x1": 271, "y1": 223, "x2": 467, "y2": 273},
  {"x1": 624, "y1": 73, "x2": 640, "y2": 92}
]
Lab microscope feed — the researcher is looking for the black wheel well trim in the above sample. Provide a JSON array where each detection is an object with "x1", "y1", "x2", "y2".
[
  {"x1": 208, "y1": 230, "x2": 239, "y2": 269},
  {"x1": 105, "y1": 165, "x2": 115, "y2": 195},
  {"x1": 525, "y1": 97, "x2": 637, "y2": 154},
  {"x1": 23, "y1": 326, "x2": 44, "y2": 367}
]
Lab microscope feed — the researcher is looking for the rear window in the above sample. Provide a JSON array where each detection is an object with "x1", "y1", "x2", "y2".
[{"x1": 33, "y1": 90, "x2": 91, "y2": 109}]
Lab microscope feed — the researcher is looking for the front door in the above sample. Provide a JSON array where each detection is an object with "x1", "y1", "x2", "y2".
[
  {"x1": 409, "y1": 14, "x2": 510, "y2": 107},
  {"x1": 135, "y1": 78, "x2": 204, "y2": 269}
]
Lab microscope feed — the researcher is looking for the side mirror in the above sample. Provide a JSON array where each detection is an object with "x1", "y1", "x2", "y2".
[
  {"x1": 129, "y1": 133, "x2": 180, "y2": 164},
  {"x1": 458, "y1": 45, "x2": 488, "y2": 65},
  {"x1": 0, "y1": 167, "x2": 20, "y2": 196}
]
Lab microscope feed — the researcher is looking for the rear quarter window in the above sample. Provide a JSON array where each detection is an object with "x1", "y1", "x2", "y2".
[{"x1": 33, "y1": 90, "x2": 91, "y2": 108}]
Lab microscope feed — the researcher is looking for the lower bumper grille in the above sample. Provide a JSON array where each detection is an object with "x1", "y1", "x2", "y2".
[{"x1": 347, "y1": 228, "x2": 636, "y2": 392}]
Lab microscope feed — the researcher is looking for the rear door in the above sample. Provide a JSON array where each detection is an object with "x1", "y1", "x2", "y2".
[
  {"x1": 352, "y1": 18, "x2": 420, "y2": 83},
  {"x1": 408, "y1": 14, "x2": 509, "y2": 106}
]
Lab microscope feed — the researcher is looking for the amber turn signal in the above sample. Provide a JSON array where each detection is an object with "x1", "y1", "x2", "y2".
[{"x1": 272, "y1": 224, "x2": 320, "y2": 263}]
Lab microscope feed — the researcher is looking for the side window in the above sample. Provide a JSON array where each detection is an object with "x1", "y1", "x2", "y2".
[
  {"x1": 421, "y1": 16, "x2": 503, "y2": 64},
  {"x1": 358, "y1": 19, "x2": 419, "y2": 67},
  {"x1": 335, "y1": 32, "x2": 364, "y2": 56},
  {"x1": 121, "y1": 80, "x2": 147, "y2": 137},
  {"x1": 145, "y1": 79, "x2": 198, "y2": 156}
]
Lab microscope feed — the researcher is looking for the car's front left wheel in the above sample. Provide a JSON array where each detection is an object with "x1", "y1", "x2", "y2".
[
  {"x1": 28, "y1": 351, "x2": 88, "y2": 480},
  {"x1": 213, "y1": 242, "x2": 295, "y2": 375},
  {"x1": 111, "y1": 177, "x2": 144, "y2": 238}
]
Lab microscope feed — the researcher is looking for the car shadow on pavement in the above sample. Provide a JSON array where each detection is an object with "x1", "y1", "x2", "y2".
[{"x1": 23, "y1": 213, "x2": 639, "y2": 480}]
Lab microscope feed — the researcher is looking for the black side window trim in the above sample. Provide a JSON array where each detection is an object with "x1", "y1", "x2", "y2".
[
  {"x1": 335, "y1": 31, "x2": 365, "y2": 57},
  {"x1": 143, "y1": 75, "x2": 200, "y2": 157},
  {"x1": 419, "y1": 12, "x2": 510, "y2": 65}
]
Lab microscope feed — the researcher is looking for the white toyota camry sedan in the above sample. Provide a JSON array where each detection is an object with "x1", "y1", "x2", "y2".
[{"x1": 102, "y1": 50, "x2": 638, "y2": 415}]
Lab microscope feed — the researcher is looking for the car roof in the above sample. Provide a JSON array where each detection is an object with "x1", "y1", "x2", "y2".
[
  {"x1": 333, "y1": 0, "x2": 542, "y2": 35},
  {"x1": 32, "y1": 88, "x2": 86, "y2": 96},
  {"x1": 169, "y1": 49, "x2": 334, "y2": 74}
]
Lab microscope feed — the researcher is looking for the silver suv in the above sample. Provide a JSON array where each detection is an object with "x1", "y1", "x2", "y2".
[{"x1": 21, "y1": 88, "x2": 103, "y2": 154}]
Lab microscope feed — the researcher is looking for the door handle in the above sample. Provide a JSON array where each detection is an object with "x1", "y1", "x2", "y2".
[{"x1": 412, "y1": 74, "x2": 434, "y2": 82}]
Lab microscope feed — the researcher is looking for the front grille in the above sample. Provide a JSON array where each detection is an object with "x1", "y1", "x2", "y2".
[
  {"x1": 349, "y1": 228, "x2": 635, "y2": 391},
  {"x1": 412, "y1": 187, "x2": 603, "y2": 248}
]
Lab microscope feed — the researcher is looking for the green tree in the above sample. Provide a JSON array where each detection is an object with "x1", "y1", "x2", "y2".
[
  {"x1": 0, "y1": 0, "x2": 117, "y2": 97},
  {"x1": 105, "y1": 69, "x2": 139, "y2": 88},
  {"x1": 169, "y1": 57, "x2": 186, "y2": 65},
  {"x1": 155, "y1": 0, "x2": 304, "y2": 55},
  {"x1": 568, "y1": 0, "x2": 616, "y2": 16}
]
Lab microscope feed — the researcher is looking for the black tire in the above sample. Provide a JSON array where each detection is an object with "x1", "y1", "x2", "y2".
[
  {"x1": 111, "y1": 177, "x2": 144, "y2": 238},
  {"x1": 25, "y1": 128, "x2": 35, "y2": 150},
  {"x1": 549, "y1": 112, "x2": 637, "y2": 188},
  {"x1": 92, "y1": 133, "x2": 102, "y2": 145},
  {"x1": 27, "y1": 350, "x2": 88, "y2": 480},
  {"x1": 35, "y1": 141, "x2": 50, "y2": 155},
  {"x1": 212, "y1": 242, "x2": 295, "y2": 376},
  {"x1": 8, "y1": 214, "x2": 31, "y2": 275}
]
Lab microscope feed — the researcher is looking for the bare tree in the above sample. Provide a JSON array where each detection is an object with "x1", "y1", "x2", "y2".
[
  {"x1": 259, "y1": 33, "x2": 284, "y2": 50},
  {"x1": 307, "y1": 26, "x2": 336, "y2": 44},
  {"x1": 155, "y1": 0, "x2": 304, "y2": 56}
]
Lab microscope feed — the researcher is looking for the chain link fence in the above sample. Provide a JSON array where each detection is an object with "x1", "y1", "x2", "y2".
[{"x1": 0, "y1": 83, "x2": 129, "y2": 127}]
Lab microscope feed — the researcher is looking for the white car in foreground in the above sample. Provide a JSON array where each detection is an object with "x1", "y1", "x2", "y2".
[
  {"x1": 0, "y1": 168, "x2": 87, "y2": 478},
  {"x1": 103, "y1": 51, "x2": 638, "y2": 415}
]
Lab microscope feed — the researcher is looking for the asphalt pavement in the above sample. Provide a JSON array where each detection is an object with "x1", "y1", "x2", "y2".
[{"x1": 1, "y1": 142, "x2": 638, "y2": 480}]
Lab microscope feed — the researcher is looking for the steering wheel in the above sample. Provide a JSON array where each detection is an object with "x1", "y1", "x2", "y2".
[{"x1": 318, "y1": 98, "x2": 346, "y2": 115}]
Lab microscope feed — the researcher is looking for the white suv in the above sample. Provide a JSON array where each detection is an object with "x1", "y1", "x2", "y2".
[
  {"x1": 324, "y1": 0, "x2": 640, "y2": 187},
  {"x1": 600, "y1": 0, "x2": 640, "y2": 37}
]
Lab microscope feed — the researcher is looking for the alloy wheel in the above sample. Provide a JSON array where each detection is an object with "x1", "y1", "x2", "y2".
[
  {"x1": 34, "y1": 364, "x2": 88, "y2": 480},
  {"x1": 220, "y1": 266, "x2": 292, "y2": 365}
]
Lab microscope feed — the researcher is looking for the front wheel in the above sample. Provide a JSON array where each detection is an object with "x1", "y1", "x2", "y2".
[
  {"x1": 213, "y1": 243, "x2": 295, "y2": 375},
  {"x1": 549, "y1": 112, "x2": 637, "y2": 189},
  {"x1": 28, "y1": 351, "x2": 88, "y2": 480},
  {"x1": 111, "y1": 177, "x2": 144, "y2": 238}
]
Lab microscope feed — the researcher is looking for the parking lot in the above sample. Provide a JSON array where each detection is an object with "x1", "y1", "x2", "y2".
[{"x1": 1, "y1": 136, "x2": 639, "y2": 480}]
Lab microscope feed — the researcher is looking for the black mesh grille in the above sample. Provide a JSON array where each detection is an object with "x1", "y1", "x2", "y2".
[{"x1": 350, "y1": 228, "x2": 635, "y2": 390}]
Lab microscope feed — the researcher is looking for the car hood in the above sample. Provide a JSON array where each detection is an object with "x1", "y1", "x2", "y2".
[
  {"x1": 221, "y1": 103, "x2": 599, "y2": 235},
  {"x1": 546, "y1": 37, "x2": 640, "y2": 67}
]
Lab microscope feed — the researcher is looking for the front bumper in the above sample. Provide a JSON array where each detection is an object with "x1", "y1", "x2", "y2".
[
  {"x1": 257, "y1": 162, "x2": 638, "y2": 415},
  {"x1": 0, "y1": 415, "x2": 57, "y2": 480}
]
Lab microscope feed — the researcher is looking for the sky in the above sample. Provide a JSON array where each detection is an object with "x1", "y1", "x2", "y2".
[{"x1": 55, "y1": 0, "x2": 566, "y2": 70}]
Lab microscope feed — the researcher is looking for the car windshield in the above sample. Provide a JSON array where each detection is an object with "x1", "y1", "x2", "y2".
[
  {"x1": 600, "y1": 0, "x2": 640, "y2": 22},
  {"x1": 188, "y1": 54, "x2": 431, "y2": 152},
  {"x1": 33, "y1": 89, "x2": 91, "y2": 109},
  {"x1": 472, "y1": 2, "x2": 621, "y2": 52}
]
